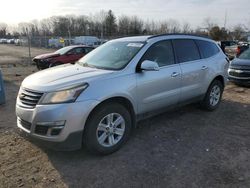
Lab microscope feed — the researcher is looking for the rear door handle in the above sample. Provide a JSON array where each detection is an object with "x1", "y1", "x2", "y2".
[
  {"x1": 201, "y1": 66, "x2": 208, "y2": 70},
  {"x1": 171, "y1": 72, "x2": 180, "y2": 77}
]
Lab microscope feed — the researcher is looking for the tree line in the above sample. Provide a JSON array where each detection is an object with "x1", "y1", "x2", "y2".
[{"x1": 0, "y1": 10, "x2": 249, "y2": 41}]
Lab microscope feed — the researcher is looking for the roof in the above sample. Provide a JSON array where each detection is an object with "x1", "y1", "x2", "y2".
[
  {"x1": 148, "y1": 33, "x2": 211, "y2": 39},
  {"x1": 113, "y1": 33, "x2": 212, "y2": 43},
  {"x1": 114, "y1": 36, "x2": 151, "y2": 42}
]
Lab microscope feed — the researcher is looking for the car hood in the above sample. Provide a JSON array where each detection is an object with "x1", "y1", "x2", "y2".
[
  {"x1": 230, "y1": 58, "x2": 250, "y2": 69},
  {"x1": 33, "y1": 53, "x2": 60, "y2": 59},
  {"x1": 22, "y1": 64, "x2": 114, "y2": 92}
]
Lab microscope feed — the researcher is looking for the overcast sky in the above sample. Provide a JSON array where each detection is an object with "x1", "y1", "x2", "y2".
[{"x1": 1, "y1": 0, "x2": 250, "y2": 29}]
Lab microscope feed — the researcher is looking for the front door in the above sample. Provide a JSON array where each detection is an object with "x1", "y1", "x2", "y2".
[{"x1": 136, "y1": 40, "x2": 181, "y2": 114}]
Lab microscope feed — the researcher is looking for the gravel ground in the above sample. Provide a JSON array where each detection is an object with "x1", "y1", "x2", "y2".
[{"x1": 0, "y1": 44, "x2": 250, "y2": 188}]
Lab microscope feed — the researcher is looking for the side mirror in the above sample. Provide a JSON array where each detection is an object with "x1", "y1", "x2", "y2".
[{"x1": 140, "y1": 60, "x2": 159, "y2": 71}]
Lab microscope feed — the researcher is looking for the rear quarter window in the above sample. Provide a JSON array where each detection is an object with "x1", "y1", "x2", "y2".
[
  {"x1": 173, "y1": 39, "x2": 200, "y2": 63},
  {"x1": 196, "y1": 40, "x2": 220, "y2": 59}
]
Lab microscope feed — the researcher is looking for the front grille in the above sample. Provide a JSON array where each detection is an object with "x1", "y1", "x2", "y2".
[
  {"x1": 35, "y1": 125, "x2": 49, "y2": 135},
  {"x1": 19, "y1": 118, "x2": 32, "y2": 130},
  {"x1": 19, "y1": 88, "x2": 43, "y2": 109},
  {"x1": 229, "y1": 69, "x2": 250, "y2": 78}
]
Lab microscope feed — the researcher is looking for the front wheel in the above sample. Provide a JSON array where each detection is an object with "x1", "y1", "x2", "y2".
[
  {"x1": 201, "y1": 80, "x2": 224, "y2": 111},
  {"x1": 83, "y1": 103, "x2": 132, "y2": 155}
]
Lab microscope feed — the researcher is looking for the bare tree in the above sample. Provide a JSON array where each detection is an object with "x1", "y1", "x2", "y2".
[
  {"x1": 0, "y1": 23, "x2": 7, "y2": 37},
  {"x1": 118, "y1": 15, "x2": 130, "y2": 36},
  {"x1": 182, "y1": 22, "x2": 191, "y2": 33},
  {"x1": 231, "y1": 24, "x2": 246, "y2": 41},
  {"x1": 203, "y1": 17, "x2": 216, "y2": 31},
  {"x1": 166, "y1": 19, "x2": 181, "y2": 33},
  {"x1": 129, "y1": 16, "x2": 144, "y2": 35}
]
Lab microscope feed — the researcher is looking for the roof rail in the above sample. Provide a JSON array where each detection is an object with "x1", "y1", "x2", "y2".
[{"x1": 148, "y1": 33, "x2": 211, "y2": 40}]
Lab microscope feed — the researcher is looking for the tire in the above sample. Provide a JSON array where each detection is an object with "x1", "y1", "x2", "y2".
[
  {"x1": 49, "y1": 62, "x2": 62, "y2": 68},
  {"x1": 83, "y1": 103, "x2": 132, "y2": 155},
  {"x1": 201, "y1": 80, "x2": 224, "y2": 111}
]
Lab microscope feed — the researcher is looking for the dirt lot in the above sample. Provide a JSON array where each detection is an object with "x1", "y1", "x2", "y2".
[{"x1": 0, "y1": 44, "x2": 250, "y2": 188}]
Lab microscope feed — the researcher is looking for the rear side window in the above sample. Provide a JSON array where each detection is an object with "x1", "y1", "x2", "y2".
[
  {"x1": 70, "y1": 47, "x2": 85, "y2": 54},
  {"x1": 196, "y1": 40, "x2": 220, "y2": 58},
  {"x1": 84, "y1": 47, "x2": 94, "y2": 53},
  {"x1": 141, "y1": 40, "x2": 175, "y2": 67},
  {"x1": 173, "y1": 39, "x2": 200, "y2": 63}
]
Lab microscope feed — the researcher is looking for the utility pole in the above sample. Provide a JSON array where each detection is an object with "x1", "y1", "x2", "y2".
[
  {"x1": 26, "y1": 28, "x2": 32, "y2": 65},
  {"x1": 224, "y1": 10, "x2": 228, "y2": 29},
  {"x1": 68, "y1": 19, "x2": 72, "y2": 45}
]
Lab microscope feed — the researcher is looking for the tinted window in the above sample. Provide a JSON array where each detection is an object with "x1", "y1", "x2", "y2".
[
  {"x1": 141, "y1": 40, "x2": 175, "y2": 67},
  {"x1": 196, "y1": 40, "x2": 219, "y2": 58},
  {"x1": 85, "y1": 47, "x2": 94, "y2": 53},
  {"x1": 173, "y1": 39, "x2": 200, "y2": 63},
  {"x1": 68, "y1": 47, "x2": 84, "y2": 55}
]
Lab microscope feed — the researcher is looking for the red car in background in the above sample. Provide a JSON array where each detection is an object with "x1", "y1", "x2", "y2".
[{"x1": 33, "y1": 45, "x2": 95, "y2": 70}]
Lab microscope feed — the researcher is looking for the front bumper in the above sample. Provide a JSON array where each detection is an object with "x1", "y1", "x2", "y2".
[
  {"x1": 16, "y1": 100, "x2": 99, "y2": 150},
  {"x1": 33, "y1": 59, "x2": 50, "y2": 70},
  {"x1": 228, "y1": 76, "x2": 250, "y2": 85}
]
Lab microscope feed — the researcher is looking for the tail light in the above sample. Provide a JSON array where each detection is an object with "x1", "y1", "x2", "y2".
[{"x1": 236, "y1": 46, "x2": 241, "y2": 55}]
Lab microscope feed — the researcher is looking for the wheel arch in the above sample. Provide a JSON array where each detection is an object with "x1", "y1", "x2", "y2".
[
  {"x1": 211, "y1": 75, "x2": 225, "y2": 88},
  {"x1": 85, "y1": 96, "x2": 137, "y2": 130}
]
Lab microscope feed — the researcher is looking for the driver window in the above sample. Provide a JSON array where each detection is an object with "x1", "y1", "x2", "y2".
[
  {"x1": 141, "y1": 40, "x2": 175, "y2": 67},
  {"x1": 68, "y1": 48, "x2": 82, "y2": 55}
]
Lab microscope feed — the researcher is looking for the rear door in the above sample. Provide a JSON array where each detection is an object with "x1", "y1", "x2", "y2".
[
  {"x1": 136, "y1": 40, "x2": 181, "y2": 114},
  {"x1": 172, "y1": 39, "x2": 205, "y2": 102}
]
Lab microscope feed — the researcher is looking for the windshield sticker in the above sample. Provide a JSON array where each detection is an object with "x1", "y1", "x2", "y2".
[{"x1": 127, "y1": 43, "x2": 144, "y2": 48}]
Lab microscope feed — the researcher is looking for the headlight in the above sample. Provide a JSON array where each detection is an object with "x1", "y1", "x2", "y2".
[
  {"x1": 43, "y1": 58, "x2": 53, "y2": 62},
  {"x1": 40, "y1": 83, "x2": 88, "y2": 104}
]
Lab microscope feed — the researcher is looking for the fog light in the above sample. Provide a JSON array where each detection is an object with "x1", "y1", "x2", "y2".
[
  {"x1": 35, "y1": 121, "x2": 65, "y2": 136},
  {"x1": 36, "y1": 120, "x2": 66, "y2": 127}
]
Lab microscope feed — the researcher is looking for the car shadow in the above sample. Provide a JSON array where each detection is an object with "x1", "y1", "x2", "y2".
[
  {"x1": 42, "y1": 99, "x2": 250, "y2": 188},
  {"x1": 0, "y1": 80, "x2": 20, "y2": 128}
]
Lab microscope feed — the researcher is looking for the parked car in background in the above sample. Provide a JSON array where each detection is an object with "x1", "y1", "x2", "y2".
[
  {"x1": 220, "y1": 40, "x2": 237, "y2": 53},
  {"x1": 7, "y1": 39, "x2": 15, "y2": 44},
  {"x1": 0, "y1": 38, "x2": 7, "y2": 44},
  {"x1": 33, "y1": 45, "x2": 95, "y2": 69},
  {"x1": 228, "y1": 48, "x2": 250, "y2": 86},
  {"x1": 221, "y1": 40, "x2": 249, "y2": 60},
  {"x1": 74, "y1": 36, "x2": 99, "y2": 46},
  {"x1": 14, "y1": 39, "x2": 20, "y2": 46},
  {"x1": 16, "y1": 34, "x2": 229, "y2": 154}
]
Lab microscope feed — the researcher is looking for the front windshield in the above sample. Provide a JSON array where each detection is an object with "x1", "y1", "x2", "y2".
[
  {"x1": 238, "y1": 49, "x2": 250, "y2": 60},
  {"x1": 55, "y1": 46, "x2": 74, "y2": 55},
  {"x1": 78, "y1": 41, "x2": 145, "y2": 70}
]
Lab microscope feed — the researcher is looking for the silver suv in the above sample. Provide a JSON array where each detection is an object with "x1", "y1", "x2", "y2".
[{"x1": 16, "y1": 34, "x2": 229, "y2": 154}]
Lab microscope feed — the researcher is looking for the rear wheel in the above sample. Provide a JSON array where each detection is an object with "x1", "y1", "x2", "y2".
[
  {"x1": 83, "y1": 103, "x2": 132, "y2": 155},
  {"x1": 201, "y1": 80, "x2": 223, "y2": 111}
]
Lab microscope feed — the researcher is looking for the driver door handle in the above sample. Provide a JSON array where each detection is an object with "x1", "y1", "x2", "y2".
[
  {"x1": 171, "y1": 72, "x2": 180, "y2": 77},
  {"x1": 201, "y1": 66, "x2": 208, "y2": 70}
]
